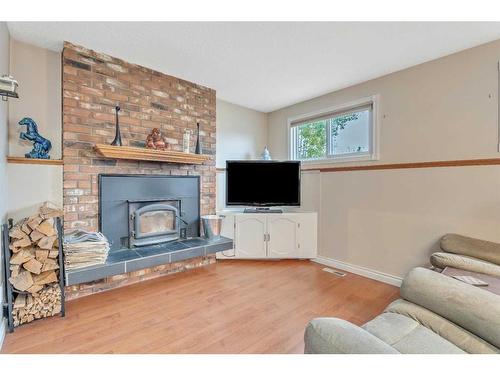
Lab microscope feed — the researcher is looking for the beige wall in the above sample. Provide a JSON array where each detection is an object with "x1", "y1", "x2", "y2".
[
  {"x1": 216, "y1": 99, "x2": 268, "y2": 210},
  {"x1": 216, "y1": 99, "x2": 268, "y2": 167},
  {"x1": 7, "y1": 164, "x2": 63, "y2": 222},
  {"x1": 269, "y1": 40, "x2": 500, "y2": 164},
  {"x1": 267, "y1": 39, "x2": 500, "y2": 279},
  {"x1": 0, "y1": 21, "x2": 9, "y2": 348},
  {"x1": 9, "y1": 39, "x2": 61, "y2": 158},
  {"x1": 318, "y1": 166, "x2": 500, "y2": 278},
  {"x1": 7, "y1": 39, "x2": 63, "y2": 219}
]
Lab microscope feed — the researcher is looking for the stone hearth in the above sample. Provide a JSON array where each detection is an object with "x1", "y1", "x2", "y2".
[{"x1": 65, "y1": 237, "x2": 233, "y2": 289}]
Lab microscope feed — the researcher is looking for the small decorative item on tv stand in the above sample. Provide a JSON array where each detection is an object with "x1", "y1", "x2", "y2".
[
  {"x1": 18, "y1": 117, "x2": 52, "y2": 159},
  {"x1": 261, "y1": 145, "x2": 271, "y2": 160},
  {"x1": 145, "y1": 128, "x2": 168, "y2": 150}
]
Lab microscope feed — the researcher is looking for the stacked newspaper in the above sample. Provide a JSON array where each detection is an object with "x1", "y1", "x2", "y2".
[{"x1": 63, "y1": 230, "x2": 110, "y2": 270}]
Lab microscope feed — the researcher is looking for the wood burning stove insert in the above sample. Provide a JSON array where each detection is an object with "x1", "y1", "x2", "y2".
[
  {"x1": 99, "y1": 174, "x2": 200, "y2": 251},
  {"x1": 128, "y1": 199, "x2": 181, "y2": 247}
]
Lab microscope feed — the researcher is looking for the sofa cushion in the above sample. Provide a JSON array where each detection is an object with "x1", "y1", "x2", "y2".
[
  {"x1": 304, "y1": 318, "x2": 399, "y2": 354},
  {"x1": 430, "y1": 252, "x2": 500, "y2": 277},
  {"x1": 363, "y1": 312, "x2": 464, "y2": 354},
  {"x1": 401, "y1": 267, "x2": 500, "y2": 348},
  {"x1": 385, "y1": 299, "x2": 499, "y2": 354},
  {"x1": 441, "y1": 234, "x2": 500, "y2": 265}
]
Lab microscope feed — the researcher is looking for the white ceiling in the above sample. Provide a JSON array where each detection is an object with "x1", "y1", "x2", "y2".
[{"x1": 7, "y1": 22, "x2": 500, "y2": 113}]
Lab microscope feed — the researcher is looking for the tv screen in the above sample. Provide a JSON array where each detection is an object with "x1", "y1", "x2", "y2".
[{"x1": 226, "y1": 161, "x2": 301, "y2": 207}]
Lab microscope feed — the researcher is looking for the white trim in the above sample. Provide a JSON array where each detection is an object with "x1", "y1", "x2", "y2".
[
  {"x1": 312, "y1": 255, "x2": 402, "y2": 287},
  {"x1": 0, "y1": 317, "x2": 6, "y2": 351},
  {"x1": 498, "y1": 60, "x2": 500, "y2": 153},
  {"x1": 300, "y1": 152, "x2": 377, "y2": 167},
  {"x1": 287, "y1": 96, "x2": 378, "y2": 126},
  {"x1": 287, "y1": 95, "x2": 380, "y2": 163},
  {"x1": 0, "y1": 284, "x2": 5, "y2": 351}
]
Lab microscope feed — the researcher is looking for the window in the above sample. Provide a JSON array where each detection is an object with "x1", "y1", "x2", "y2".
[{"x1": 289, "y1": 97, "x2": 378, "y2": 163}]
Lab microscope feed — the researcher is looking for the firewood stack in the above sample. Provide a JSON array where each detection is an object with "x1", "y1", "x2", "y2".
[{"x1": 7, "y1": 203, "x2": 63, "y2": 327}]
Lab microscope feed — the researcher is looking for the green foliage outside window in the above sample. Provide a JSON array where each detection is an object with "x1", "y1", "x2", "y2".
[{"x1": 296, "y1": 113, "x2": 359, "y2": 159}]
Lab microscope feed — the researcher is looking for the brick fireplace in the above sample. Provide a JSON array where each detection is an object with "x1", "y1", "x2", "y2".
[{"x1": 61, "y1": 42, "x2": 217, "y2": 299}]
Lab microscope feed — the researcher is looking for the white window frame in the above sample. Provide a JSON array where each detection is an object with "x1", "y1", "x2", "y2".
[{"x1": 287, "y1": 95, "x2": 380, "y2": 165}]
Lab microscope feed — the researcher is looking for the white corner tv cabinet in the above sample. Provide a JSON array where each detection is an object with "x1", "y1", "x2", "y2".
[{"x1": 216, "y1": 211, "x2": 317, "y2": 259}]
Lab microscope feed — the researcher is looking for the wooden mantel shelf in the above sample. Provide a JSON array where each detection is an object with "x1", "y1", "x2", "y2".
[
  {"x1": 94, "y1": 144, "x2": 210, "y2": 165},
  {"x1": 7, "y1": 156, "x2": 63, "y2": 165}
]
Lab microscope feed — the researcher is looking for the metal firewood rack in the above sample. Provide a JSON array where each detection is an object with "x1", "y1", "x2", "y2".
[{"x1": 2, "y1": 217, "x2": 66, "y2": 332}]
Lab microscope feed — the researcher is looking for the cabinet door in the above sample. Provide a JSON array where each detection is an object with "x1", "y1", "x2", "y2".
[
  {"x1": 234, "y1": 215, "x2": 267, "y2": 258},
  {"x1": 297, "y1": 213, "x2": 318, "y2": 258},
  {"x1": 267, "y1": 215, "x2": 299, "y2": 258},
  {"x1": 216, "y1": 214, "x2": 236, "y2": 259}
]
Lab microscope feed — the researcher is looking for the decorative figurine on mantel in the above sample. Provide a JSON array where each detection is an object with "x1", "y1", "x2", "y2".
[
  {"x1": 110, "y1": 105, "x2": 122, "y2": 146},
  {"x1": 195, "y1": 121, "x2": 201, "y2": 154},
  {"x1": 145, "y1": 128, "x2": 168, "y2": 150},
  {"x1": 18, "y1": 117, "x2": 52, "y2": 159},
  {"x1": 183, "y1": 129, "x2": 192, "y2": 153}
]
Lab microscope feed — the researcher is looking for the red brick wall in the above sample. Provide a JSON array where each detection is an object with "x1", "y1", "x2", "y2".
[{"x1": 62, "y1": 42, "x2": 216, "y2": 231}]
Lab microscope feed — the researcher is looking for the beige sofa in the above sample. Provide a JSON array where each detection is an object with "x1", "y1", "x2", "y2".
[
  {"x1": 304, "y1": 267, "x2": 500, "y2": 354},
  {"x1": 430, "y1": 233, "x2": 500, "y2": 277}
]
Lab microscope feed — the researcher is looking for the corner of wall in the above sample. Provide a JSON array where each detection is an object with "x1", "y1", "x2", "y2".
[
  {"x1": 264, "y1": 110, "x2": 272, "y2": 153},
  {"x1": 0, "y1": 20, "x2": 10, "y2": 351}
]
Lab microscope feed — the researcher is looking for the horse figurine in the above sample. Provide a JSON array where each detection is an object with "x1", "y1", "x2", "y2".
[{"x1": 18, "y1": 117, "x2": 52, "y2": 159}]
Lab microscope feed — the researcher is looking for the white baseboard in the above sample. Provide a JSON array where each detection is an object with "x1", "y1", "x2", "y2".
[{"x1": 313, "y1": 256, "x2": 403, "y2": 287}]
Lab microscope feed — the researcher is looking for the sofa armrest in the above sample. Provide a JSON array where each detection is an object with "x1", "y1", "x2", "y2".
[
  {"x1": 441, "y1": 234, "x2": 500, "y2": 265},
  {"x1": 401, "y1": 267, "x2": 500, "y2": 348},
  {"x1": 304, "y1": 318, "x2": 399, "y2": 354},
  {"x1": 430, "y1": 252, "x2": 500, "y2": 277}
]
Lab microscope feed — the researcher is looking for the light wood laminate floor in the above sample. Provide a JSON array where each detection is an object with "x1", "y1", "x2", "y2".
[{"x1": 1, "y1": 260, "x2": 399, "y2": 353}]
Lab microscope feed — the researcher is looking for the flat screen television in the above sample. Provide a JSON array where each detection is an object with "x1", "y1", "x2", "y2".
[{"x1": 226, "y1": 160, "x2": 301, "y2": 207}]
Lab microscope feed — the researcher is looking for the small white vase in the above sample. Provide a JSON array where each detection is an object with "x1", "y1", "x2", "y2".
[{"x1": 261, "y1": 146, "x2": 271, "y2": 160}]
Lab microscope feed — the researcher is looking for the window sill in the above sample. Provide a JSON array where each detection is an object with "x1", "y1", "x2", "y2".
[{"x1": 299, "y1": 154, "x2": 379, "y2": 169}]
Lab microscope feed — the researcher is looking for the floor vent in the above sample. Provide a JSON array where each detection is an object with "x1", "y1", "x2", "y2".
[{"x1": 322, "y1": 267, "x2": 347, "y2": 277}]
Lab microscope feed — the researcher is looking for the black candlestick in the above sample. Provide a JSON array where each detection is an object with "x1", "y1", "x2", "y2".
[
  {"x1": 110, "y1": 105, "x2": 122, "y2": 146},
  {"x1": 195, "y1": 121, "x2": 201, "y2": 154}
]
